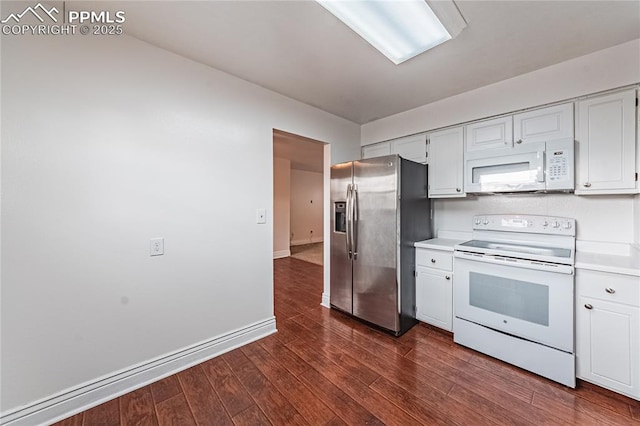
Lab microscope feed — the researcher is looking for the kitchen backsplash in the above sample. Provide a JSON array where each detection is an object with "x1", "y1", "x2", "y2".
[{"x1": 433, "y1": 193, "x2": 638, "y2": 244}]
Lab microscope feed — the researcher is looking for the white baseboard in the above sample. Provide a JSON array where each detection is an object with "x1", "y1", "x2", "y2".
[
  {"x1": 1, "y1": 317, "x2": 277, "y2": 426},
  {"x1": 290, "y1": 237, "x2": 323, "y2": 246},
  {"x1": 273, "y1": 249, "x2": 290, "y2": 259},
  {"x1": 321, "y1": 292, "x2": 330, "y2": 308}
]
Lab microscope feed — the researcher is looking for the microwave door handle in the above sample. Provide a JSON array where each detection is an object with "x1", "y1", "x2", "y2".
[{"x1": 538, "y1": 151, "x2": 545, "y2": 182}]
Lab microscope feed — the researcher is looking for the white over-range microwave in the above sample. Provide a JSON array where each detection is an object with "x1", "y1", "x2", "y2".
[{"x1": 464, "y1": 139, "x2": 574, "y2": 194}]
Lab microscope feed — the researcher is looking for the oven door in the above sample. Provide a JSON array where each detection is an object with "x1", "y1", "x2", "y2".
[{"x1": 453, "y1": 254, "x2": 574, "y2": 353}]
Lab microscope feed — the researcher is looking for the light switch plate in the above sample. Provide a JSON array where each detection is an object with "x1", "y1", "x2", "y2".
[
  {"x1": 150, "y1": 238, "x2": 164, "y2": 256},
  {"x1": 256, "y1": 208, "x2": 266, "y2": 224}
]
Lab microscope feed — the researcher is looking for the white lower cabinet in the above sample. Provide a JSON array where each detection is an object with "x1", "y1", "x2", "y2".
[
  {"x1": 415, "y1": 248, "x2": 453, "y2": 331},
  {"x1": 576, "y1": 269, "x2": 640, "y2": 400}
]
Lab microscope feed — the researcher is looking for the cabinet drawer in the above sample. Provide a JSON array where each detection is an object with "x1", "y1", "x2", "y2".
[
  {"x1": 577, "y1": 269, "x2": 640, "y2": 307},
  {"x1": 416, "y1": 249, "x2": 453, "y2": 271}
]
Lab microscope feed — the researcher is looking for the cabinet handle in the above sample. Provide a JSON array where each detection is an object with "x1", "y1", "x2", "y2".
[
  {"x1": 445, "y1": 276, "x2": 451, "y2": 280},
  {"x1": 516, "y1": 139, "x2": 523, "y2": 144},
  {"x1": 431, "y1": 259, "x2": 436, "y2": 263},
  {"x1": 584, "y1": 304, "x2": 593, "y2": 310},
  {"x1": 605, "y1": 287, "x2": 616, "y2": 294},
  {"x1": 456, "y1": 188, "x2": 461, "y2": 192},
  {"x1": 583, "y1": 182, "x2": 592, "y2": 188}
]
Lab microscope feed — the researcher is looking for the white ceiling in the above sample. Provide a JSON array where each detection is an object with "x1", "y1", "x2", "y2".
[
  {"x1": 273, "y1": 130, "x2": 325, "y2": 173},
  {"x1": 81, "y1": 1, "x2": 640, "y2": 125}
]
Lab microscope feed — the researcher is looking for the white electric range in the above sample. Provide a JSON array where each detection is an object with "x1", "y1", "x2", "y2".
[{"x1": 453, "y1": 214, "x2": 576, "y2": 387}]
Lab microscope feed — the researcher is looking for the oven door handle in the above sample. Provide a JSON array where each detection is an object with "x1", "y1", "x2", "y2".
[{"x1": 453, "y1": 251, "x2": 574, "y2": 275}]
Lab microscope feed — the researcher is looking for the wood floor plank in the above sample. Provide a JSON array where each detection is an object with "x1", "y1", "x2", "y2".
[
  {"x1": 241, "y1": 341, "x2": 335, "y2": 424},
  {"x1": 406, "y1": 345, "x2": 535, "y2": 403},
  {"x1": 286, "y1": 334, "x2": 421, "y2": 425},
  {"x1": 221, "y1": 348, "x2": 252, "y2": 371},
  {"x1": 574, "y1": 381, "x2": 639, "y2": 420},
  {"x1": 155, "y1": 394, "x2": 196, "y2": 426},
  {"x1": 51, "y1": 413, "x2": 83, "y2": 426},
  {"x1": 373, "y1": 375, "x2": 510, "y2": 426},
  {"x1": 150, "y1": 376, "x2": 182, "y2": 405},
  {"x1": 83, "y1": 398, "x2": 120, "y2": 426},
  {"x1": 200, "y1": 357, "x2": 255, "y2": 418},
  {"x1": 119, "y1": 386, "x2": 158, "y2": 426},
  {"x1": 226, "y1": 348, "x2": 307, "y2": 426},
  {"x1": 453, "y1": 380, "x2": 571, "y2": 426},
  {"x1": 231, "y1": 405, "x2": 271, "y2": 426},
  {"x1": 324, "y1": 417, "x2": 348, "y2": 426},
  {"x1": 289, "y1": 331, "x2": 381, "y2": 386},
  {"x1": 367, "y1": 376, "x2": 454, "y2": 425},
  {"x1": 630, "y1": 403, "x2": 640, "y2": 421},
  {"x1": 177, "y1": 365, "x2": 233, "y2": 426},
  {"x1": 446, "y1": 383, "x2": 535, "y2": 426},
  {"x1": 273, "y1": 316, "x2": 314, "y2": 344},
  {"x1": 257, "y1": 334, "x2": 311, "y2": 377},
  {"x1": 300, "y1": 308, "x2": 413, "y2": 358},
  {"x1": 334, "y1": 339, "x2": 455, "y2": 395},
  {"x1": 532, "y1": 391, "x2": 638, "y2": 425},
  {"x1": 298, "y1": 368, "x2": 384, "y2": 425}
]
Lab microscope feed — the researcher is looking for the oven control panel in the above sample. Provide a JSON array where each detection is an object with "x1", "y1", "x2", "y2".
[{"x1": 472, "y1": 214, "x2": 576, "y2": 236}]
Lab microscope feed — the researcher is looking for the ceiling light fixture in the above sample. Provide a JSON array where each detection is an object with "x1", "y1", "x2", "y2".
[{"x1": 316, "y1": 0, "x2": 466, "y2": 65}]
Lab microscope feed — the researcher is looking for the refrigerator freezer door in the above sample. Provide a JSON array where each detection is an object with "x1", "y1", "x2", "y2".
[
  {"x1": 352, "y1": 156, "x2": 400, "y2": 332},
  {"x1": 330, "y1": 162, "x2": 353, "y2": 314}
]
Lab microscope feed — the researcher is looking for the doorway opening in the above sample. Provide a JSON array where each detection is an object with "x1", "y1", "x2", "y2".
[{"x1": 273, "y1": 129, "x2": 327, "y2": 267}]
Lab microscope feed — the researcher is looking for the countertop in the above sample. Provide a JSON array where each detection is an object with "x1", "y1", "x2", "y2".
[
  {"x1": 416, "y1": 235, "x2": 640, "y2": 277},
  {"x1": 575, "y1": 247, "x2": 640, "y2": 277},
  {"x1": 414, "y1": 238, "x2": 467, "y2": 252}
]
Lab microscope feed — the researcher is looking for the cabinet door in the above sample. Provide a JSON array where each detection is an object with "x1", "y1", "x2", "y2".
[
  {"x1": 392, "y1": 134, "x2": 427, "y2": 164},
  {"x1": 427, "y1": 127, "x2": 465, "y2": 198},
  {"x1": 514, "y1": 103, "x2": 574, "y2": 144},
  {"x1": 576, "y1": 89, "x2": 637, "y2": 194},
  {"x1": 465, "y1": 116, "x2": 513, "y2": 151},
  {"x1": 416, "y1": 267, "x2": 452, "y2": 331},
  {"x1": 362, "y1": 141, "x2": 391, "y2": 159},
  {"x1": 576, "y1": 296, "x2": 639, "y2": 399}
]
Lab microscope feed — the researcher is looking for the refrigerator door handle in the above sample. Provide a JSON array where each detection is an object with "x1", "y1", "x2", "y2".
[
  {"x1": 345, "y1": 184, "x2": 352, "y2": 259},
  {"x1": 352, "y1": 186, "x2": 358, "y2": 260}
]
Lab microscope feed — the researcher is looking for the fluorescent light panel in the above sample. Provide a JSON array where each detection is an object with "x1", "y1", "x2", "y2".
[{"x1": 316, "y1": 0, "x2": 451, "y2": 65}]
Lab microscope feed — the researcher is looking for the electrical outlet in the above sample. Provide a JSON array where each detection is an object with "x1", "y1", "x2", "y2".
[
  {"x1": 256, "y1": 208, "x2": 266, "y2": 224},
  {"x1": 150, "y1": 238, "x2": 164, "y2": 256}
]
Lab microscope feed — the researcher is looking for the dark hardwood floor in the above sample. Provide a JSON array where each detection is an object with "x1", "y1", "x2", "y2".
[{"x1": 55, "y1": 257, "x2": 640, "y2": 425}]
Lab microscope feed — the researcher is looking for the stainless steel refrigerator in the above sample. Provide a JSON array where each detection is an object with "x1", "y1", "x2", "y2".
[{"x1": 330, "y1": 155, "x2": 432, "y2": 336}]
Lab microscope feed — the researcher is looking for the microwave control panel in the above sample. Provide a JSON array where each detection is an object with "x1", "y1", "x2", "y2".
[{"x1": 545, "y1": 139, "x2": 574, "y2": 190}]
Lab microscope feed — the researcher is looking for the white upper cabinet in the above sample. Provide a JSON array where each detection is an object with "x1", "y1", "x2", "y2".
[
  {"x1": 362, "y1": 141, "x2": 392, "y2": 159},
  {"x1": 392, "y1": 134, "x2": 427, "y2": 164},
  {"x1": 427, "y1": 127, "x2": 465, "y2": 198},
  {"x1": 362, "y1": 134, "x2": 426, "y2": 164},
  {"x1": 575, "y1": 89, "x2": 638, "y2": 194},
  {"x1": 514, "y1": 103, "x2": 574, "y2": 144},
  {"x1": 465, "y1": 116, "x2": 513, "y2": 151}
]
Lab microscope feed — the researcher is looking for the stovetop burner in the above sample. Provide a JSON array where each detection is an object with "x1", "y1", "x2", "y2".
[
  {"x1": 454, "y1": 214, "x2": 576, "y2": 266},
  {"x1": 458, "y1": 240, "x2": 572, "y2": 259}
]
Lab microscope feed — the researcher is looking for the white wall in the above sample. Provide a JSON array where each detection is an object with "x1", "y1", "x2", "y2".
[
  {"x1": 290, "y1": 169, "x2": 323, "y2": 246},
  {"x1": 361, "y1": 39, "x2": 640, "y2": 245},
  {"x1": 362, "y1": 39, "x2": 640, "y2": 144},
  {"x1": 1, "y1": 33, "x2": 360, "y2": 417},
  {"x1": 273, "y1": 158, "x2": 291, "y2": 257},
  {"x1": 434, "y1": 195, "x2": 636, "y2": 244}
]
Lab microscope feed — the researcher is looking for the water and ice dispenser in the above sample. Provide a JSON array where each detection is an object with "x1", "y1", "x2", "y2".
[{"x1": 334, "y1": 202, "x2": 346, "y2": 233}]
